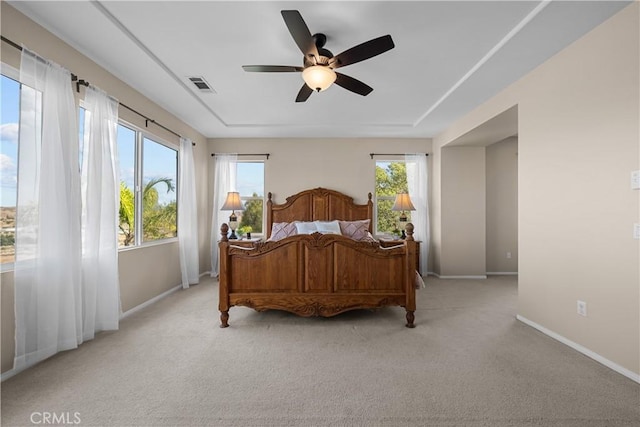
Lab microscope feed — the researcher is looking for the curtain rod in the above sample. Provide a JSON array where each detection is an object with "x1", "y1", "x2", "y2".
[
  {"x1": 369, "y1": 153, "x2": 429, "y2": 159},
  {"x1": 211, "y1": 153, "x2": 270, "y2": 159},
  {"x1": 1, "y1": 35, "x2": 193, "y2": 145},
  {"x1": 1, "y1": 35, "x2": 77, "y2": 78}
]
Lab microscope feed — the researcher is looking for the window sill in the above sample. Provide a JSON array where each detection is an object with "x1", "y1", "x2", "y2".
[
  {"x1": 118, "y1": 237, "x2": 178, "y2": 252},
  {"x1": 1, "y1": 238, "x2": 179, "y2": 271}
]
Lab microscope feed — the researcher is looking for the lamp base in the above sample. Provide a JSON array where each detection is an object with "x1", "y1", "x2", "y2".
[
  {"x1": 229, "y1": 230, "x2": 238, "y2": 240},
  {"x1": 400, "y1": 230, "x2": 406, "y2": 240}
]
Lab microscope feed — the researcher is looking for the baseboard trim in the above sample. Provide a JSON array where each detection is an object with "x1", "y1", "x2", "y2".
[
  {"x1": 120, "y1": 284, "x2": 182, "y2": 320},
  {"x1": 430, "y1": 273, "x2": 487, "y2": 279},
  {"x1": 1, "y1": 363, "x2": 28, "y2": 382},
  {"x1": 516, "y1": 315, "x2": 640, "y2": 384},
  {"x1": 486, "y1": 272, "x2": 518, "y2": 276}
]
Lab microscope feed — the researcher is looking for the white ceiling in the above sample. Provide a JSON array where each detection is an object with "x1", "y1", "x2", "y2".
[{"x1": 8, "y1": 1, "x2": 631, "y2": 139}]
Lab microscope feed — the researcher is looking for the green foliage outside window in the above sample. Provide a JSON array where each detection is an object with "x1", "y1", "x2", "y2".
[
  {"x1": 119, "y1": 182, "x2": 135, "y2": 246},
  {"x1": 0, "y1": 233, "x2": 15, "y2": 247},
  {"x1": 239, "y1": 193, "x2": 263, "y2": 234},
  {"x1": 375, "y1": 162, "x2": 410, "y2": 234},
  {"x1": 119, "y1": 177, "x2": 176, "y2": 246}
]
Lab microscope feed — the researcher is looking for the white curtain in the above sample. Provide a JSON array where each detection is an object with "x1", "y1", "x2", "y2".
[
  {"x1": 210, "y1": 154, "x2": 237, "y2": 276},
  {"x1": 406, "y1": 154, "x2": 430, "y2": 275},
  {"x1": 80, "y1": 86, "x2": 121, "y2": 340},
  {"x1": 14, "y1": 48, "x2": 83, "y2": 369},
  {"x1": 178, "y1": 137, "x2": 200, "y2": 288}
]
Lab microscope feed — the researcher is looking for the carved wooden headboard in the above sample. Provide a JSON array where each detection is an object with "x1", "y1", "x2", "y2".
[{"x1": 266, "y1": 188, "x2": 373, "y2": 238}]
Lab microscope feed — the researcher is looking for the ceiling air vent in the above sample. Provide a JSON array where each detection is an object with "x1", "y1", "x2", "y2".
[{"x1": 188, "y1": 76, "x2": 216, "y2": 93}]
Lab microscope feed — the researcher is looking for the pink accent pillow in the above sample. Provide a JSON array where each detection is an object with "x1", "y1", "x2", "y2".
[
  {"x1": 362, "y1": 232, "x2": 377, "y2": 243},
  {"x1": 268, "y1": 222, "x2": 298, "y2": 241},
  {"x1": 339, "y1": 219, "x2": 371, "y2": 241}
]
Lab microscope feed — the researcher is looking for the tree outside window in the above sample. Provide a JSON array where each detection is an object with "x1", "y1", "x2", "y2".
[
  {"x1": 236, "y1": 162, "x2": 264, "y2": 237},
  {"x1": 117, "y1": 124, "x2": 136, "y2": 246},
  {"x1": 1, "y1": 75, "x2": 179, "y2": 257},
  {"x1": 116, "y1": 125, "x2": 177, "y2": 247},
  {"x1": 141, "y1": 137, "x2": 177, "y2": 242},
  {"x1": 375, "y1": 161, "x2": 410, "y2": 235}
]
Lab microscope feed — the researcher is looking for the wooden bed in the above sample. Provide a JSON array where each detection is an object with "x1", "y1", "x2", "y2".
[{"x1": 218, "y1": 188, "x2": 418, "y2": 328}]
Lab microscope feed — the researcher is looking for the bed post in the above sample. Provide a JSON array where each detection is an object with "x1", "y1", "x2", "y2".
[
  {"x1": 366, "y1": 192, "x2": 373, "y2": 232},
  {"x1": 219, "y1": 223, "x2": 230, "y2": 328},
  {"x1": 404, "y1": 223, "x2": 417, "y2": 328},
  {"x1": 266, "y1": 192, "x2": 273, "y2": 239}
]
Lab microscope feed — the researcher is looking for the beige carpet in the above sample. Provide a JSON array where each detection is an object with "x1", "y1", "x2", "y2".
[{"x1": 1, "y1": 276, "x2": 639, "y2": 426}]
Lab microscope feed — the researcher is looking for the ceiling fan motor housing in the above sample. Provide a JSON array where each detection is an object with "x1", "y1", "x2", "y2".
[
  {"x1": 304, "y1": 53, "x2": 333, "y2": 67},
  {"x1": 304, "y1": 33, "x2": 333, "y2": 67}
]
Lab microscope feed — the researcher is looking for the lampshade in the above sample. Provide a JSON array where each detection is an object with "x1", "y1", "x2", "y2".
[
  {"x1": 302, "y1": 65, "x2": 337, "y2": 92},
  {"x1": 391, "y1": 193, "x2": 416, "y2": 211},
  {"x1": 221, "y1": 192, "x2": 245, "y2": 211}
]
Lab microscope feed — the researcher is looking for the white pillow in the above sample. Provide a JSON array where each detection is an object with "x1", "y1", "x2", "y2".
[
  {"x1": 295, "y1": 221, "x2": 318, "y2": 234},
  {"x1": 314, "y1": 220, "x2": 342, "y2": 235}
]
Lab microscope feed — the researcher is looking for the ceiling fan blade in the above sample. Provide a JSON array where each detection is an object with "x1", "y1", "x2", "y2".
[
  {"x1": 330, "y1": 35, "x2": 395, "y2": 69},
  {"x1": 295, "y1": 84, "x2": 313, "y2": 102},
  {"x1": 281, "y1": 10, "x2": 319, "y2": 60},
  {"x1": 334, "y1": 72, "x2": 373, "y2": 96},
  {"x1": 242, "y1": 65, "x2": 303, "y2": 72}
]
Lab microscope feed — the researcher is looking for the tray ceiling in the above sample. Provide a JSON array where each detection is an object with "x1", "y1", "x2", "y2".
[{"x1": 8, "y1": 1, "x2": 632, "y2": 138}]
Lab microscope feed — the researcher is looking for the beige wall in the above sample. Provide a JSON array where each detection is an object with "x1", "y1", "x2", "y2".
[
  {"x1": 440, "y1": 147, "x2": 487, "y2": 277},
  {"x1": 1, "y1": 4, "x2": 210, "y2": 374},
  {"x1": 209, "y1": 138, "x2": 433, "y2": 270},
  {"x1": 486, "y1": 137, "x2": 518, "y2": 273},
  {"x1": 436, "y1": 3, "x2": 639, "y2": 375},
  {"x1": 210, "y1": 138, "x2": 431, "y2": 205},
  {"x1": 118, "y1": 244, "x2": 182, "y2": 312},
  {"x1": 430, "y1": 142, "x2": 443, "y2": 275}
]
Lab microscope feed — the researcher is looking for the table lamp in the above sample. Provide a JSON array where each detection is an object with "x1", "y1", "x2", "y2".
[
  {"x1": 391, "y1": 193, "x2": 415, "y2": 239},
  {"x1": 221, "y1": 191, "x2": 245, "y2": 240}
]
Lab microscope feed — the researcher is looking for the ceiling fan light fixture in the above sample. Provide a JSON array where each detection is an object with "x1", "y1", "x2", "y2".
[{"x1": 302, "y1": 65, "x2": 336, "y2": 92}]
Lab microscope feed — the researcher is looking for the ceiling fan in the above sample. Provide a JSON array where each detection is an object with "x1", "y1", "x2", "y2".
[{"x1": 242, "y1": 10, "x2": 395, "y2": 102}]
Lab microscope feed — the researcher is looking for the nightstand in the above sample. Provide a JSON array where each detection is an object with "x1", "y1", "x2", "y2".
[
  {"x1": 378, "y1": 238, "x2": 421, "y2": 275},
  {"x1": 227, "y1": 238, "x2": 262, "y2": 248}
]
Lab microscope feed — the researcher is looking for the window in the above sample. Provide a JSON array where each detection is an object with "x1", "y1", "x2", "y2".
[
  {"x1": 236, "y1": 162, "x2": 264, "y2": 236},
  {"x1": 141, "y1": 137, "x2": 177, "y2": 243},
  {"x1": 375, "y1": 161, "x2": 410, "y2": 235},
  {"x1": 116, "y1": 123, "x2": 177, "y2": 247},
  {"x1": 1, "y1": 74, "x2": 20, "y2": 264},
  {"x1": 117, "y1": 124, "x2": 137, "y2": 246},
  {"x1": 0, "y1": 70, "x2": 178, "y2": 260}
]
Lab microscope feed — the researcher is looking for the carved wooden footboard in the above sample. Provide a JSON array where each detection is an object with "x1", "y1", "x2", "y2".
[{"x1": 217, "y1": 188, "x2": 418, "y2": 328}]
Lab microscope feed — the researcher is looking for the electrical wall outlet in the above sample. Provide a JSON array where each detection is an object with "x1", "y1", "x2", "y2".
[
  {"x1": 632, "y1": 170, "x2": 640, "y2": 190},
  {"x1": 506, "y1": 251, "x2": 512, "y2": 259},
  {"x1": 577, "y1": 300, "x2": 587, "y2": 317},
  {"x1": 634, "y1": 224, "x2": 640, "y2": 240}
]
